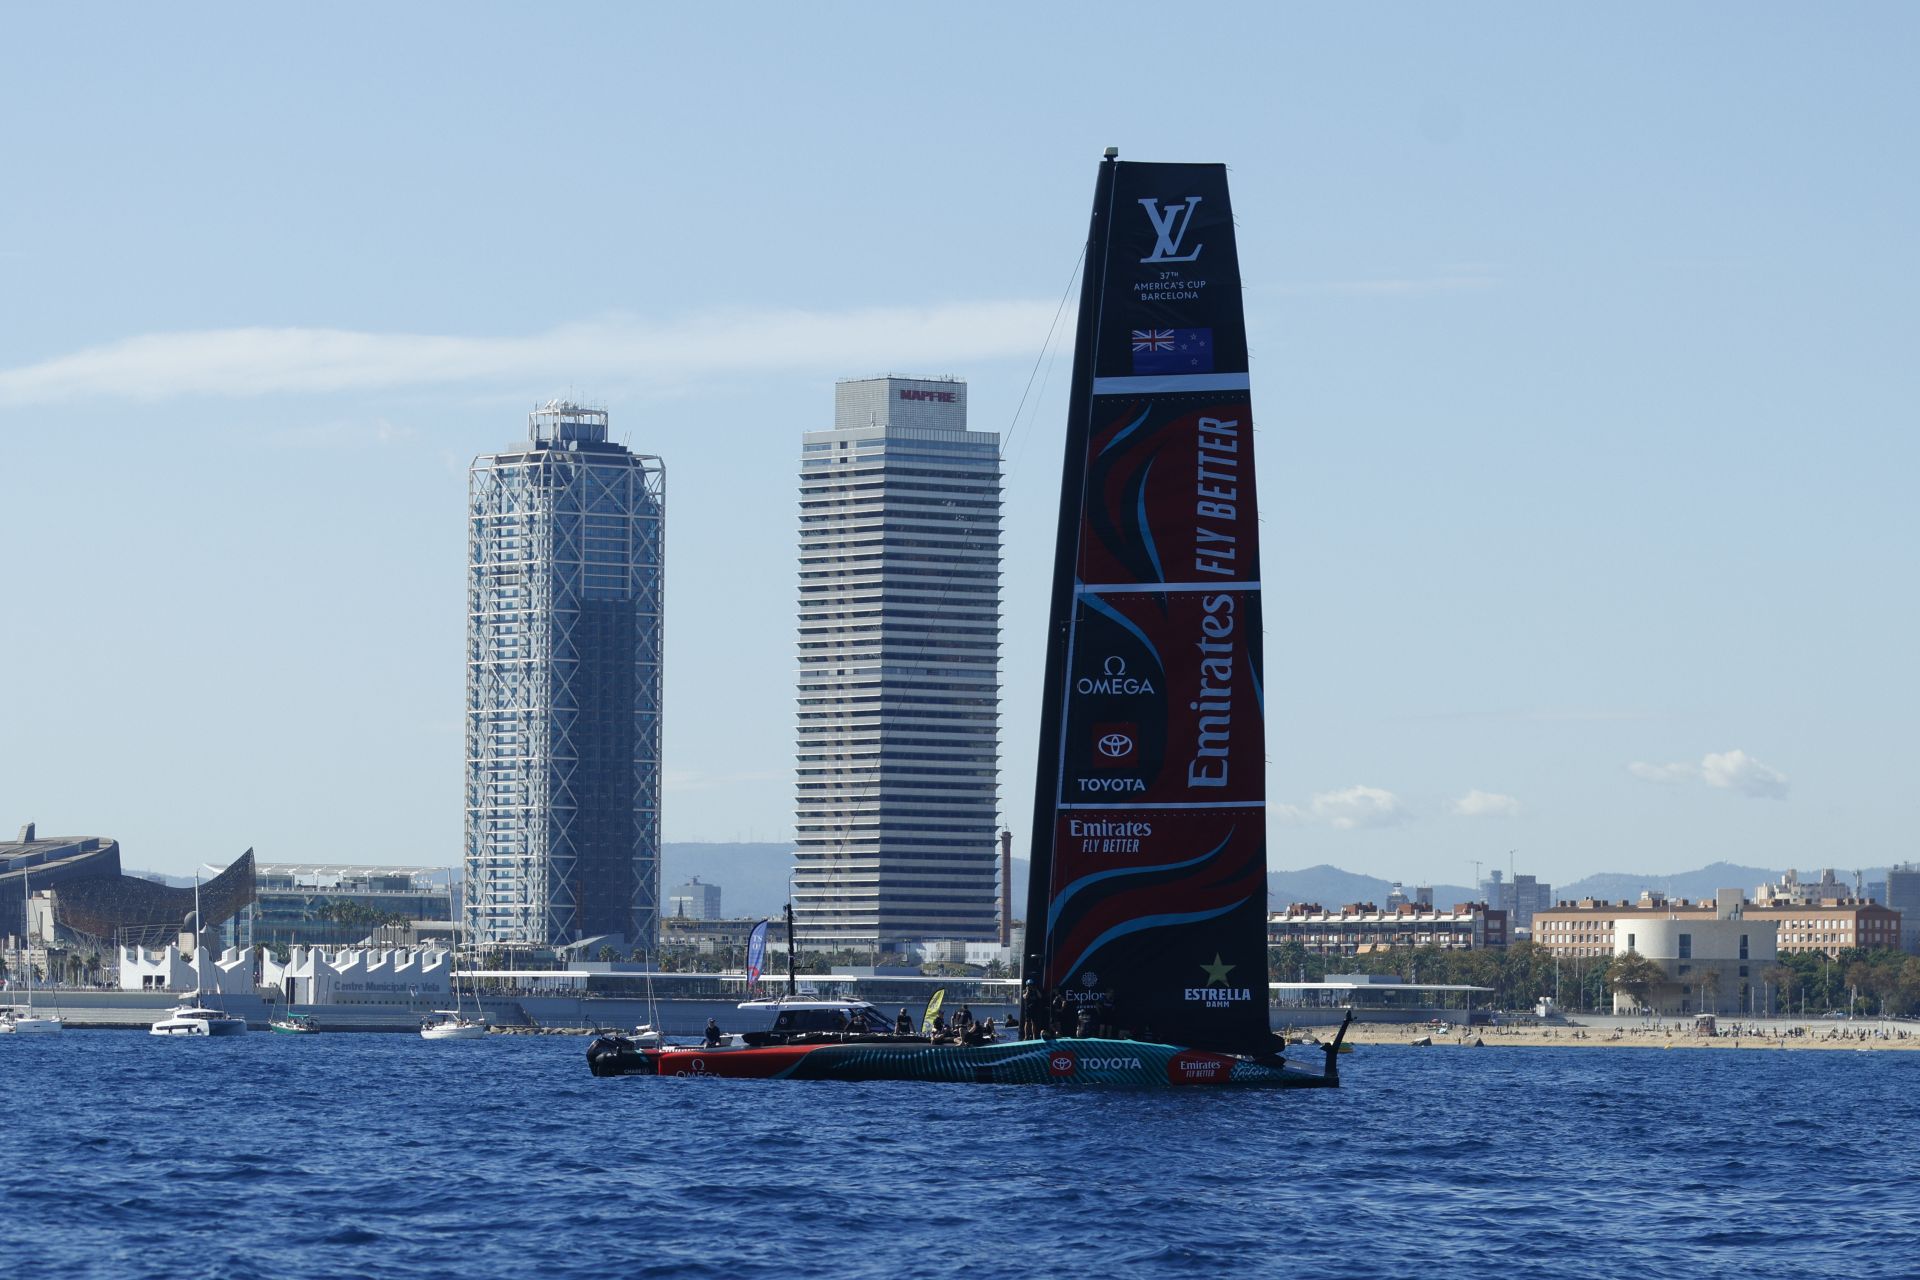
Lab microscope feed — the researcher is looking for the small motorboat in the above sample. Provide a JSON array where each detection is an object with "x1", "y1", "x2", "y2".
[{"x1": 1409, "y1": 1035, "x2": 1433, "y2": 1047}]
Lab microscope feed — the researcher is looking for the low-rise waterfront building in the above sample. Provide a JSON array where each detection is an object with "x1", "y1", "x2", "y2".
[
  {"x1": 1611, "y1": 902, "x2": 1779, "y2": 1016},
  {"x1": 662, "y1": 915, "x2": 788, "y2": 959},
  {"x1": 1536, "y1": 889, "x2": 1900, "y2": 961},
  {"x1": 1267, "y1": 902, "x2": 1508, "y2": 956},
  {"x1": 260, "y1": 946, "x2": 452, "y2": 1005},
  {"x1": 118, "y1": 943, "x2": 257, "y2": 996},
  {"x1": 253, "y1": 864, "x2": 453, "y2": 947}
]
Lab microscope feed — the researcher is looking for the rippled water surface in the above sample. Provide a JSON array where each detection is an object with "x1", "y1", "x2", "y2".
[{"x1": 2, "y1": 1033, "x2": 1915, "y2": 1279}]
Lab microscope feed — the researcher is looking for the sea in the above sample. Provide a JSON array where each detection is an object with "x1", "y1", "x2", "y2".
[{"x1": 2, "y1": 1033, "x2": 1916, "y2": 1280}]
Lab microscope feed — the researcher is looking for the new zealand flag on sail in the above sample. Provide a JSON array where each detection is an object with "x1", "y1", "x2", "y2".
[{"x1": 1130, "y1": 327, "x2": 1214, "y2": 375}]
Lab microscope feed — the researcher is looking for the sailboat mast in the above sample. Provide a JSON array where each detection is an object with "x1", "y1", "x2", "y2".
[
  {"x1": 1021, "y1": 149, "x2": 1121, "y2": 1019},
  {"x1": 784, "y1": 901, "x2": 797, "y2": 995},
  {"x1": 21, "y1": 866, "x2": 30, "y2": 1013}
]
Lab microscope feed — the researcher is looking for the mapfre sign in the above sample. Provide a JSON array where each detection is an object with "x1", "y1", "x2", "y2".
[{"x1": 898, "y1": 389, "x2": 956, "y2": 403}]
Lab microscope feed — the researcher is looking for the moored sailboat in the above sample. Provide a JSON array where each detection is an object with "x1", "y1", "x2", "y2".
[
  {"x1": 587, "y1": 150, "x2": 1347, "y2": 1087},
  {"x1": 3, "y1": 866, "x2": 64, "y2": 1035}
]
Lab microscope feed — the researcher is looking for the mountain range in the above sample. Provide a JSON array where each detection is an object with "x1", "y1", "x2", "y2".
[
  {"x1": 665, "y1": 844, "x2": 1895, "y2": 922},
  {"x1": 138, "y1": 846, "x2": 1877, "y2": 920}
]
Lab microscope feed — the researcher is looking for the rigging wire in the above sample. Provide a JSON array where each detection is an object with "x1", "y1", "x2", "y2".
[
  {"x1": 802, "y1": 240, "x2": 1087, "y2": 960},
  {"x1": 1000, "y1": 243, "x2": 1085, "y2": 464}
]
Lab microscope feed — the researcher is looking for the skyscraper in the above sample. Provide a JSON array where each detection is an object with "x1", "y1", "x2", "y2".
[
  {"x1": 466, "y1": 403, "x2": 664, "y2": 951},
  {"x1": 793, "y1": 376, "x2": 1002, "y2": 953}
]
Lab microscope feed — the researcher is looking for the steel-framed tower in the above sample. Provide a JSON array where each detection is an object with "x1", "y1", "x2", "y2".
[
  {"x1": 793, "y1": 376, "x2": 1002, "y2": 953},
  {"x1": 466, "y1": 403, "x2": 664, "y2": 951}
]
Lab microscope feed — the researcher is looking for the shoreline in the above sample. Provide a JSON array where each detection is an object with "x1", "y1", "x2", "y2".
[{"x1": 1336, "y1": 1021, "x2": 1920, "y2": 1052}]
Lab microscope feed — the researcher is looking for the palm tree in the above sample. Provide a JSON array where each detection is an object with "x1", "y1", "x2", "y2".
[{"x1": 1608, "y1": 952, "x2": 1665, "y2": 1012}]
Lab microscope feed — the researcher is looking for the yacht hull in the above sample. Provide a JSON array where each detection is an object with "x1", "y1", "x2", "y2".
[
  {"x1": 420, "y1": 1022, "x2": 487, "y2": 1040},
  {"x1": 0, "y1": 1016, "x2": 65, "y2": 1034},
  {"x1": 588, "y1": 1036, "x2": 1337, "y2": 1088},
  {"x1": 150, "y1": 1019, "x2": 247, "y2": 1036}
]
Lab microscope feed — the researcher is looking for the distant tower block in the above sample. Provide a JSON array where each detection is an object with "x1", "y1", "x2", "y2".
[
  {"x1": 791, "y1": 377, "x2": 1003, "y2": 954},
  {"x1": 466, "y1": 403, "x2": 665, "y2": 951}
]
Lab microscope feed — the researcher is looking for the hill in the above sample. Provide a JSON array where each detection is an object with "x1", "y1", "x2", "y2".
[{"x1": 1264, "y1": 863, "x2": 1476, "y2": 910}]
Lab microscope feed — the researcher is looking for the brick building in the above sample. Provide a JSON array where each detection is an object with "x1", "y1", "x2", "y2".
[{"x1": 1268, "y1": 902, "x2": 1508, "y2": 957}]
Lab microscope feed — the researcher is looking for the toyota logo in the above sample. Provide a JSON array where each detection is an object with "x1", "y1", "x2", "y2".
[
  {"x1": 1048, "y1": 1051, "x2": 1077, "y2": 1077},
  {"x1": 1097, "y1": 733, "x2": 1134, "y2": 758}
]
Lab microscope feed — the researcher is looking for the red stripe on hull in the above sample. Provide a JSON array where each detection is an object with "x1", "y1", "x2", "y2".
[{"x1": 644, "y1": 1045, "x2": 823, "y2": 1079}]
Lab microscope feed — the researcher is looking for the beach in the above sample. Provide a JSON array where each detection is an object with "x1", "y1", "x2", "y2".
[{"x1": 1337, "y1": 1017, "x2": 1920, "y2": 1051}]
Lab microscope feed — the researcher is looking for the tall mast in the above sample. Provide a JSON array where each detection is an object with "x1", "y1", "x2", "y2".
[
  {"x1": 784, "y1": 900, "x2": 797, "y2": 995},
  {"x1": 1021, "y1": 148, "x2": 1121, "y2": 1021}
]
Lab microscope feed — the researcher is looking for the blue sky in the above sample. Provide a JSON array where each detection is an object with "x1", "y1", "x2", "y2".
[{"x1": 2, "y1": 5, "x2": 1914, "y2": 887}]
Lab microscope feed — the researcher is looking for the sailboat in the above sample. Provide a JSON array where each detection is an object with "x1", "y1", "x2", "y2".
[
  {"x1": 422, "y1": 872, "x2": 486, "y2": 1040},
  {"x1": 1, "y1": 866, "x2": 64, "y2": 1035},
  {"x1": 586, "y1": 151, "x2": 1348, "y2": 1086}
]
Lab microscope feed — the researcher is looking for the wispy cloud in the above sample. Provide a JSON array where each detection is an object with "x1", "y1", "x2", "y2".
[
  {"x1": 0, "y1": 301, "x2": 1056, "y2": 405},
  {"x1": 1628, "y1": 748, "x2": 1789, "y2": 799},
  {"x1": 1450, "y1": 789, "x2": 1521, "y2": 818},
  {"x1": 1308, "y1": 785, "x2": 1409, "y2": 830}
]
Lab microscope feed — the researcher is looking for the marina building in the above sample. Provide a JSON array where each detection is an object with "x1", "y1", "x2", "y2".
[
  {"x1": 792, "y1": 376, "x2": 1002, "y2": 953},
  {"x1": 1535, "y1": 890, "x2": 1901, "y2": 960},
  {"x1": 1267, "y1": 902, "x2": 1509, "y2": 956},
  {"x1": 118, "y1": 942, "x2": 257, "y2": 996},
  {"x1": 467, "y1": 404, "x2": 665, "y2": 952}
]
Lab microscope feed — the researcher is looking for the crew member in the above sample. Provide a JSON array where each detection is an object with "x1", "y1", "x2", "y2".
[
  {"x1": 703, "y1": 1017, "x2": 723, "y2": 1047},
  {"x1": 895, "y1": 1008, "x2": 913, "y2": 1036}
]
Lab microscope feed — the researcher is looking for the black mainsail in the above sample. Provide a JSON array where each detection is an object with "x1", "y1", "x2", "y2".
[{"x1": 1023, "y1": 154, "x2": 1271, "y2": 1055}]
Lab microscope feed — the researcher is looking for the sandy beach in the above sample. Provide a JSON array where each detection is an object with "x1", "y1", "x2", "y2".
[{"x1": 1335, "y1": 1019, "x2": 1920, "y2": 1051}]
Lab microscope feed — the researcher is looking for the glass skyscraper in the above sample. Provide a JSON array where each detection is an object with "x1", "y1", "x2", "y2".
[
  {"x1": 793, "y1": 376, "x2": 1002, "y2": 953},
  {"x1": 466, "y1": 404, "x2": 664, "y2": 951}
]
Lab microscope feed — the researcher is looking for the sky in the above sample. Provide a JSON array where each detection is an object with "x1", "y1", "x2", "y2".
[{"x1": 2, "y1": 5, "x2": 1914, "y2": 888}]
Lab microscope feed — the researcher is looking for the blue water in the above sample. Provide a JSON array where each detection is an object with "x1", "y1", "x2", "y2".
[{"x1": 2, "y1": 1034, "x2": 1915, "y2": 1279}]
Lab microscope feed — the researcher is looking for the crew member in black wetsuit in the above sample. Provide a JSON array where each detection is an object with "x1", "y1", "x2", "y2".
[
  {"x1": 703, "y1": 1017, "x2": 723, "y2": 1047},
  {"x1": 895, "y1": 1008, "x2": 913, "y2": 1036}
]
